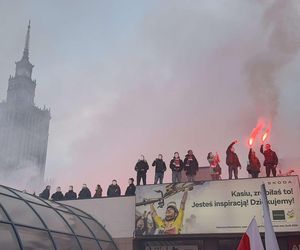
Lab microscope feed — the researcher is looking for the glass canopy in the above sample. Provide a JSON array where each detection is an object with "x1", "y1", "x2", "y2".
[{"x1": 0, "y1": 185, "x2": 118, "y2": 250}]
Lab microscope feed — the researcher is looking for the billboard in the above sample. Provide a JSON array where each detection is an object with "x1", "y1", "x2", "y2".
[{"x1": 135, "y1": 176, "x2": 300, "y2": 236}]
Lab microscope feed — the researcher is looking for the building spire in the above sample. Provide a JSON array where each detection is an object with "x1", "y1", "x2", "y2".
[{"x1": 22, "y1": 20, "x2": 31, "y2": 60}]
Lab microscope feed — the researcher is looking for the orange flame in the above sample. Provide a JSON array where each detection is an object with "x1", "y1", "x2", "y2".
[
  {"x1": 248, "y1": 137, "x2": 254, "y2": 146},
  {"x1": 262, "y1": 132, "x2": 268, "y2": 142}
]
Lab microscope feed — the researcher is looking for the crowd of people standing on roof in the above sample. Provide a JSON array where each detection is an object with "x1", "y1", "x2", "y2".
[
  {"x1": 38, "y1": 141, "x2": 280, "y2": 201},
  {"x1": 39, "y1": 178, "x2": 136, "y2": 201},
  {"x1": 134, "y1": 141, "x2": 279, "y2": 184}
]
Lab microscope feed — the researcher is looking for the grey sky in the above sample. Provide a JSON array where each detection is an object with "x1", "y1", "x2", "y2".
[{"x1": 0, "y1": 0, "x2": 299, "y2": 192}]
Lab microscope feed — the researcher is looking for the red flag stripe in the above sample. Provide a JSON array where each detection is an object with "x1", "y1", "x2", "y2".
[{"x1": 237, "y1": 233, "x2": 251, "y2": 250}]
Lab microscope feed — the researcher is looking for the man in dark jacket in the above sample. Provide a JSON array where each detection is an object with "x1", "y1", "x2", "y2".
[
  {"x1": 152, "y1": 154, "x2": 167, "y2": 184},
  {"x1": 78, "y1": 184, "x2": 92, "y2": 199},
  {"x1": 260, "y1": 144, "x2": 278, "y2": 177},
  {"x1": 135, "y1": 155, "x2": 149, "y2": 185},
  {"x1": 170, "y1": 152, "x2": 184, "y2": 183},
  {"x1": 226, "y1": 140, "x2": 241, "y2": 179},
  {"x1": 39, "y1": 185, "x2": 51, "y2": 200},
  {"x1": 183, "y1": 150, "x2": 199, "y2": 182},
  {"x1": 107, "y1": 180, "x2": 121, "y2": 197},
  {"x1": 125, "y1": 178, "x2": 136, "y2": 196},
  {"x1": 51, "y1": 187, "x2": 64, "y2": 201},
  {"x1": 65, "y1": 185, "x2": 77, "y2": 200}
]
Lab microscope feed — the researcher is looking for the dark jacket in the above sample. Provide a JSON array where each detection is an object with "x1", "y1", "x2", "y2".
[
  {"x1": 51, "y1": 191, "x2": 64, "y2": 201},
  {"x1": 170, "y1": 158, "x2": 184, "y2": 172},
  {"x1": 107, "y1": 184, "x2": 121, "y2": 197},
  {"x1": 125, "y1": 183, "x2": 136, "y2": 196},
  {"x1": 64, "y1": 190, "x2": 77, "y2": 200},
  {"x1": 183, "y1": 154, "x2": 199, "y2": 175},
  {"x1": 226, "y1": 142, "x2": 241, "y2": 168},
  {"x1": 152, "y1": 159, "x2": 167, "y2": 173},
  {"x1": 78, "y1": 187, "x2": 92, "y2": 199},
  {"x1": 39, "y1": 189, "x2": 50, "y2": 200},
  {"x1": 248, "y1": 149, "x2": 261, "y2": 173},
  {"x1": 260, "y1": 145, "x2": 278, "y2": 167},
  {"x1": 135, "y1": 160, "x2": 149, "y2": 173},
  {"x1": 93, "y1": 188, "x2": 103, "y2": 198}
]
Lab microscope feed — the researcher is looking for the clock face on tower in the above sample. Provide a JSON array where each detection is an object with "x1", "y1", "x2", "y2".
[{"x1": 16, "y1": 68, "x2": 30, "y2": 77}]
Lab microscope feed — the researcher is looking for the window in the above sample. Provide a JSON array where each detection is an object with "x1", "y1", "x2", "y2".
[
  {"x1": 30, "y1": 204, "x2": 72, "y2": 233},
  {"x1": 51, "y1": 232, "x2": 81, "y2": 250},
  {"x1": 58, "y1": 211, "x2": 92, "y2": 237},
  {"x1": 218, "y1": 239, "x2": 238, "y2": 250},
  {"x1": 78, "y1": 237, "x2": 99, "y2": 250},
  {"x1": 99, "y1": 240, "x2": 118, "y2": 250},
  {"x1": 0, "y1": 186, "x2": 18, "y2": 197},
  {"x1": 17, "y1": 226, "x2": 55, "y2": 250},
  {"x1": 81, "y1": 217, "x2": 111, "y2": 241},
  {"x1": 0, "y1": 195, "x2": 44, "y2": 228},
  {"x1": 0, "y1": 207, "x2": 8, "y2": 221},
  {"x1": 14, "y1": 190, "x2": 47, "y2": 206},
  {"x1": 43, "y1": 200, "x2": 70, "y2": 212},
  {"x1": 62, "y1": 205, "x2": 89, "y2": 217},
  {"x1": 0, "y1": 223, "x2": 20, "y2": 249}
]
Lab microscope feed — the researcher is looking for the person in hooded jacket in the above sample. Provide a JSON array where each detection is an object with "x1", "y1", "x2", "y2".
[
  {"x1": 65, "y1": 185, "x2": 77, "y2": 200},
  {"x1": 125, "y1": 178, "x2": 136, "y2": 196},
  {"x1": 248, "y1": 148, "x2": 261, "y2": 178},
  {"x1": 78, "y1": 184, "x2": 92, "y2": 199},
  {"x1": 260, "y1": 143, "x2": 278, "y2": 177},
  {"x1": 107, "y1": 180, "x2": 121, "y2": 197},
  {"x1": 93, "y1": 184, "x2": 103, "y2": 198},
  {"x1": 39, "y1": 185, "x2": 51, "y2": 200},
  {"x1": 152, "y1": 154, "x2": 167, "y2": 184},
  {"x1": 183, "y1": 150, "x2": 199, "y2": 182},
  {"x1": 135, "y1": 155, "x2": 149, "y2": 185},
  {"x1": 51, "y1": 187, "x2": 64, "y2": 201},
  {"x1": 170, "y1": 152, "x2": 184, "y2": 183},
  {"x1": 226, "y1": 140, "x2": 241, "y2": 179}
]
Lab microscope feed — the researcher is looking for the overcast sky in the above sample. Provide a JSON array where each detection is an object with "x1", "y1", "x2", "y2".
[{"x1": 0, "y1": 0, "x2": 299, "y2": 193}]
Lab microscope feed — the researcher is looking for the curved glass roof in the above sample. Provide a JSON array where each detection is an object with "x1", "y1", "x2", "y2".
[{"x1": 0, "y1": 185, "x2": 118, "y2": 250}]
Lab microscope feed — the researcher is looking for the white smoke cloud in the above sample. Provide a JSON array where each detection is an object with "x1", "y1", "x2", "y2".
[{"x1": 0, "y1": 0, "x2": 299, "y2": 194}]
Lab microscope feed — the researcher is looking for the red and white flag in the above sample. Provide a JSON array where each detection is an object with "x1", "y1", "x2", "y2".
[{"x1": 237, "y1": 217, "x2": 264, "y2": 250}]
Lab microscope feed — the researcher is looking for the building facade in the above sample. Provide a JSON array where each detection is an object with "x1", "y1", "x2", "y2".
[{"x1": 0, "y1": 22, "x2": 50, "y2": 188}]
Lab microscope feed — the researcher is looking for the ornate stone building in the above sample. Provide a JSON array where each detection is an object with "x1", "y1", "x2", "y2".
[{"x1": 0, "y1": 22, "x2": 50, "y2": 187}]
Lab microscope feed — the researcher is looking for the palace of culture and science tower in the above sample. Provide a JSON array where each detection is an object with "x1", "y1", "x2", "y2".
[{"x1": 0, "y1": 22, "x2": 50, "y2": 186}]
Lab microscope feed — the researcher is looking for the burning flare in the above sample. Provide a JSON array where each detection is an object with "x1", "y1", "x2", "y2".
[
  {"x1": 248, "y1": 137, "x2": 254, "y2": 147},
  {"x1": 262, "y1": 132, "x2": 268, "y2": 142}
]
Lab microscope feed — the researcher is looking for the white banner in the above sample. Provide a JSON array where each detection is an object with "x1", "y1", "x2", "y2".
[{"x1": 135, "y1": 176, "x2": 300, "y2": 236}]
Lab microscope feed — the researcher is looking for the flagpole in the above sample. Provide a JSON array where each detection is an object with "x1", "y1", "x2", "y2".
[{"x1": 260, "y1": 183, "x2": 280, "y2": 250}]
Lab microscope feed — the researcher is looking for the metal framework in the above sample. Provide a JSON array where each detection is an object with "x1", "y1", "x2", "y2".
[{"x1": 0, "y1": 185, "x2": 118, "y2": 250}]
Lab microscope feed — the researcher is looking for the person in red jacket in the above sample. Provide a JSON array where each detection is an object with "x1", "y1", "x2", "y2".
[{"x1": 260, "y1": 144, "x2": 278, "y2": 177}]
